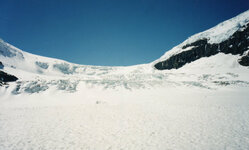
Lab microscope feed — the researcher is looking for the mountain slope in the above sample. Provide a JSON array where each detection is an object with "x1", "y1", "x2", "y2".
[
  {"x1": 0, "y1": 10, "x2": 249, "y2": 95},
  {"x1": 154, "y1": 10, "x2": 249, "y2": 70}
]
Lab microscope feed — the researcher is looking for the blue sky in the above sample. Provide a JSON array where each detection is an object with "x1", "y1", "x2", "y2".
[{"x1": 0, "y1": 0, "x2": 248, "y2": 66}]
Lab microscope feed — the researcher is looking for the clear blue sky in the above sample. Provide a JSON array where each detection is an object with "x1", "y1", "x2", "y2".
[{"x1": 0, "y1": 0, "x2": 248, "y2": 66}]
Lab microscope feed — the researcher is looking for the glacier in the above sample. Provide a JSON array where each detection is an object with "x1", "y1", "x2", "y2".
[{"x1": 0, "y1": 10, "x2": 249, "y2": 150}]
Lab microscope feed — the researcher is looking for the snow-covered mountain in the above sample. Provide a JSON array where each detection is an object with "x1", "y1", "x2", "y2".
[
  {"x1": 0, "y1": 10, "x2": 249, "y2": 95},
  {"x1": 154, "y1": 9, "x2": 249, "y2": 70},
  {"x1": 1, "y1": 10, "x2": 249, "y2": 150}
]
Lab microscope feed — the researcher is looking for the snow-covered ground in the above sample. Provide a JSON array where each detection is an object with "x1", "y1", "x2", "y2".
[
  {"x1": 1, "y1": 86, "x2": 249, "y2": 150},
  {"x1": 1, "y1": 53, "x2": 249, "y2": 150}
]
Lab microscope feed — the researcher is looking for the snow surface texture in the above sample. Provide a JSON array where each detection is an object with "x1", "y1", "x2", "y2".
[
  {"x1": 155, "y1": 10, "x2": 249, "y2": 63},
  {"x1": 1, "y1": 10, "x2": 249, "y2": 150},
  {"x1": 1, "y1": 88, "x2": 249, "y2": 150}
]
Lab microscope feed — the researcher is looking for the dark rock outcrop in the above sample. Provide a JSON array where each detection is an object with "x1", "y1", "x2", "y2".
[
  {"x1": 0, "y1": 61, "x2": 3, "y2": 69},
  {"x1": 0, "y1": 71, "x2": 18, "y2": 83},
  {"x1": 155, "y1": 23, "x2": 249, "y2": 70},
  {"x1": 238, "y1": 51, "x2": 249, "y2": 66}
]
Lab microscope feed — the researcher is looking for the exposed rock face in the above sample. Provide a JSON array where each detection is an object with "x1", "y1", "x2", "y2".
[
  {"x1": 0, "y1": 61, "x2": 3, "y2": 69},
  {"x1": 0, "y1": 71, "x2": 18, "y2": 83},
  {"x1": 238, "y1": 51, "x2": 249, "y2": 66},
  {"x1": 155, "y1": 23, "x2": 249, "y2": 70}
]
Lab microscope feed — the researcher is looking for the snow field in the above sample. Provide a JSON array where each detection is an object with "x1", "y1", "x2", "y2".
[{"x1": 0, "y1": 88, "x2": 249, "y2": 150}]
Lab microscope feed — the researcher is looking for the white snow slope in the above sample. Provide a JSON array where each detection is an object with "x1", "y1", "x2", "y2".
[
  {"x1": 155, "y1": 9, "x2": 249, "y2": 63},
  {"x1": 0, "y1": 10, "x2": 249, "y2": 150}
]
